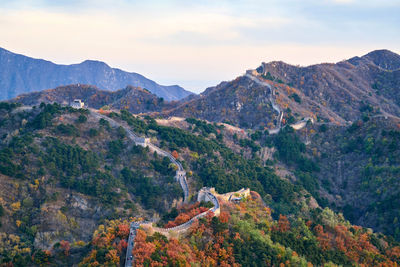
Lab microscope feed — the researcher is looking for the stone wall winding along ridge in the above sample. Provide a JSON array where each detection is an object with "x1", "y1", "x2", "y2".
[
  {"x1": 244, "y1": 72, "x2": 314, "y2": 134},
  {"x1": 90, "y1": 110, "x2": 217, "y2": 266}
]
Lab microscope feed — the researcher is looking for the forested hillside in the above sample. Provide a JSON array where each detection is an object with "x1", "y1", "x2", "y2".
[
  {"x1": 0, "y1": 102, "x2": 399, "y2": 266},
  {"x1": 82, "y1": 191, "x2": 400, "y2": 266},
  {"x1": 0, "y1": 103, "x2": 181, "y2": 265},
  {"x1": 306, "y1": 116, "x2": 400, "y2": 240}
]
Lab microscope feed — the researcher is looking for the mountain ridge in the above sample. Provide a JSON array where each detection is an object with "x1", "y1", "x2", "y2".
[
  {"x1": 12, "y1": 83, "x2": 176, "y2": 114},
  {"x1": 165, "y1": 49, "x2": 400, "y2": 129},
  {"x1": 10, "y1": 49, "x2": 400, "y2": 131},
  {"x1": 0, "y1": 47, "x2": 192, "y2": 101}
]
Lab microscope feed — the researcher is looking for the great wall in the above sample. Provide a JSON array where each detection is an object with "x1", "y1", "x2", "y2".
[
  {"x1": 245, "y1": 70, "x2": 314, "y2": 134},
  {"x1": 90, "y1": 73, "x2": 312, "y2": 266},
  {"x1": 89, "y1": 110, "x2": 251, "y2": 266},
  {"x1": 15, "y1": 78, "x2": 312, "y2": 266}
]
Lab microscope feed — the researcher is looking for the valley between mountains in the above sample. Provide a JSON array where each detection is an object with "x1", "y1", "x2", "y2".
[{"x1": 0, "y1": 49, "x2": 400, "y2": 266}]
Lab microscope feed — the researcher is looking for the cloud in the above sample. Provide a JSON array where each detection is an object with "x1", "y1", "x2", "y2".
[
  {"x1": 0, "y1": 0, "x2": 399, "y2": 92},
  {"x1": 0, "y1": 6, "x2": 291, "y2": 49}
]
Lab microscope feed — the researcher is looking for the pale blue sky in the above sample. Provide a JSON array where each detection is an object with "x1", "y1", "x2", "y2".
[{"x1": 1, "y1": 0, "x2": 399, "y2": 92}]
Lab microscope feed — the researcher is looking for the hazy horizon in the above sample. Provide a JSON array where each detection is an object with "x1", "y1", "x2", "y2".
[{"x1": 1, "y1": 0, "x2": 399, "y2": 93}]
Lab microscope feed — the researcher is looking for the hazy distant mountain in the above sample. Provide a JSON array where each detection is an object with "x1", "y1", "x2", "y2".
[
  {"x1": 0, "y1": 47, "x2": 192, "y2": 101},
  {"x1": 167, "y1": 49, "x2": 400, "y2": 128}
]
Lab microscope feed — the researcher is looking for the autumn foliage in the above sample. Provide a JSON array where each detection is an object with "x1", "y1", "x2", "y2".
[
  {"x1": 78, "y1": 197, "x2": 400, "y2": 267},
  {"x1": 79, "y1": 219, "x2": 130, "y2": 266},
  {"x1": 116, "y1": 223, "x2": 130, "y2": 239},
  {"x1": 164, "y1": 202, "x2": 210, "y2": 228},
  {"x1": 137, "y1": 195, "x2": 400, "y2": 267},
  {"x1": 59, "y1": 240, "x2": 70, "y2": 256},
  {"x1": 278, "y1": 214, "x2": 290, "y2": 232},
  {"x1": 132, "y1": 229, "x2": 156, "y2": 266},
  {"x1": 171, "y1": 150, "x2": 179, "y2": 159},
  {"x1": 133, "y1": 209, "x2": 237, "y2": 267}
]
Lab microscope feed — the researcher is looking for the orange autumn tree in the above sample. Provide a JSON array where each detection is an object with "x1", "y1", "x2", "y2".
[
  {"x1": 165, "y1": 213, "x2": 191, "y2": 228},
  {"x1": 166, "y1": 238, "x2": 196, "y2": 266},
  {"x1": 116, "y1": 239, "x2": 128, "y2": 254},
  {"x1": 59, "y1": 240, "x2": 70, "y2": 256},
  {"x1": 172, "y1": 150, "x2": 179, "y2": 159},
  {"x1": 165, "y1": 202, "x2": 210, "y2": 228},
  {"x1": 314, "y1": 224, "x2": 331, "y2": 251},
  {"x1": 105, "y1": 249, "x2": 119, "y2": 264},
  {"x1": 334, "y1": 225, "x2": 348, "y2": 252},
  {"x1": 278, "y1": 215, "x2": 290, "y2": 233},
  {"x1": 80, "y1": 219, "x2": 131, "y2": 266},
  {"x1": 219, "y1": 211, "x2": 230, "y2": 224},
  {"x1": 132, "y1": 229, "x2": 156, "y2": 266},
  {"x1": 387, "y1": 246, "x2": 400, "y2": 262},
  {"x1": 116, "y1": 224, "x2": 130, "y2": 239}
]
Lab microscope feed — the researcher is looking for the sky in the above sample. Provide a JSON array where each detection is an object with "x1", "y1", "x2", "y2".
[{"x1": 0, "y1": 0, "x2": 399, "y2": 93}]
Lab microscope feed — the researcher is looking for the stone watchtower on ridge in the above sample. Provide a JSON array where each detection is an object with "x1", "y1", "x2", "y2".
[{"x1": 70, "y1": 99, "x2": 85, "y2": 109}]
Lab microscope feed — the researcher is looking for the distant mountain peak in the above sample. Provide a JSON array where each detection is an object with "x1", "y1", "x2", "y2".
[
  {"x1": 361, "y1": 49, "x2": 400, "y2": 70},
  {"x1": 79, "y1": 59, "x2": 110, "y2": 67},
  {"x1": 258, "y1": 49, "x2": 400, "y2": 71},
  {"x1": 363, "y1": 49, "x2": 398, "y2": 58},
  {"x1": 0, "y1": 47, "x2": 11, "y2": 53}
]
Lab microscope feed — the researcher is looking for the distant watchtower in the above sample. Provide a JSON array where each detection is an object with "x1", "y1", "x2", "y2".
[
  {"x1": 70, "y1": 99, "x2": 84, "y2": 109},
  {"x1": 136, "y1": 137, "x2": 150, "y2": 147}
]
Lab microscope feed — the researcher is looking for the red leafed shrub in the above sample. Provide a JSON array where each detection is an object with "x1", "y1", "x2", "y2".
[
  {"x1": 116, "y1": 224, "x2": 130, "y2": 239},
  {"x1": 59, "y1": 240, "x2": 70, "y2": 256},
  {"x1": 278, "y1": 215, "x2": 290, "y2": 233},
  {"x1": 172, "y1": 150, "x2": 179, "y2": 159},
  {"x1": 132, "y1": 229, "x2": 155, "y2": 266},
  {"x1": 164, "y1": 202, "x2": 211, "y2": 228},
  {"x1": 116, "y1": 240, "x2": 128, "y2": 253}
]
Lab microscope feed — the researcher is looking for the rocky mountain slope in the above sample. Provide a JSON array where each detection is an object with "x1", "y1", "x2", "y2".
[
  {"x1": 0, "y1": 47, "x2": 192, "y2": 101},
  {"x1": 12, "y1": 84, "x2": 175, "y2": 114},
  {"x1": 167, "y1": 50, "x2": 400, "y2": 129},
  {"x1": 259, "y1": 49, "x2": 400, "y2": 121}
]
